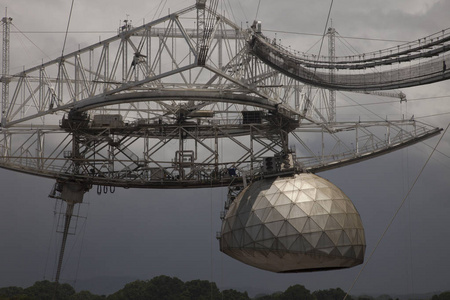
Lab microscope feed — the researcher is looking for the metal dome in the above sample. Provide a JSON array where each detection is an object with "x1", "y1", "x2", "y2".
[{"x1": 219, "y1": 173, "x2": 365, "y2": 273}]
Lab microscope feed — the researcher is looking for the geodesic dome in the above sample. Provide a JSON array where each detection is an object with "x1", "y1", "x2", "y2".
[{"x1": 219, "y1": 173, "x2": 365, "y2": 272}]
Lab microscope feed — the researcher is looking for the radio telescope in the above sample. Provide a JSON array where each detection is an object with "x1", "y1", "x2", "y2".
[{"x1": 1, "y1": 0, "x2": 448, "y2": 283}]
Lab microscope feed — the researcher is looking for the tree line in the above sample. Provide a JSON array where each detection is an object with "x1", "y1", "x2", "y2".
[{"x1": 1, "y1": 276, "x2": 449, "y2": 300}]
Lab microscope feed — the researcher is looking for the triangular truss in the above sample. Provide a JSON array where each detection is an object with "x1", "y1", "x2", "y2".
[{"x1": 0, "y1": 3, "x2": 443, "y2": 189}]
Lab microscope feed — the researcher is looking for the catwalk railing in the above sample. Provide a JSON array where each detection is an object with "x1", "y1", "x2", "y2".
[{"x1": 250, "y1": 31, "x2": 450, "y2": 91}]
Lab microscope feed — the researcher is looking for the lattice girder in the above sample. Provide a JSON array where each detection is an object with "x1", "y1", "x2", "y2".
[{"x1": 0, "y1": 4, "x2": 444, "y2": 188}]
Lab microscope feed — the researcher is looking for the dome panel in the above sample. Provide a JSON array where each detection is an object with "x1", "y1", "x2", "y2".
[
  {"x1": 295, "y1": 191, "x2": 313, "y2": 203},
  {"x1": 284, "y1": 190, "x2": 299, "y2": 201},
  {"x1": 265, "y1": 220, "x2": 285, "y2": 236},
  {"x1": 332, "y1": 213, "x2": 348, "y2": 228},
  {"x1": 220, "y1": 173, "x2": 365, "y2": 273},
  {"x1": 279, "y1": 235, "x2": 299, "y2": 250},
  {"x1": 302, "y1": 188, "x2": 317, "y2": 201},
  {"x1": 256, "y1": 225, "x2": 275, "y2": 241},
  {"x1": 304, "y1": 231, "x2": 323, "y2": 248},
  {"x1": 243, "y1": 231, "x2": 255, "y2": 247},
  {"x1": 324, "y1": 216, "x2": 344, "y2": 231},
  {"x1": 298, "y1": 201, "x2": 315, "y2": 216},
  {"x1": 320, "y1": 247, "x2": 337, "y2": 255},
  {"x1": 274, "y1": 180, "x2": 288, "y2": 190},
  {"x1": 338, "y1": 231, "x2": 352, "y2": 246},
  {"x1": 316, "y1": 232, "x2": 335, "y2": 249},
  {"x1": 310, "y1": 202, "x2": 329, "y2": 216},
  {"x1": 287, "y1": 216, "x2": 308, "y2": 232},
  {"x1": 325, "y1": 229, "x2": 343, "y2": 245},
  {"x1": 288, "y1": 205, "x2": 308, "y2": 219},
  {"x1": 315, "y1": 189, "x2": 332, "y2": 201},
  {"x1": 265, "y1": 191, "x2": 281, "y2": 205},
  {"x1": 265, "y1": 183, "x2": 281, "y2": 196},
  {"x1": 291, "y1": 235, "x2": 314, "y2": 252},
  {"x1": 330, "y1": 202, "x2": 347, "y2": 214},
  {"x1": 237, "y1": 211, "x2": 251, "y2": 227},
  {"x1": 334, "y1": 199, "x2": 350, "y2": 212},
  {"x1": 279, "y1": 220, "x2": 299, "y2": 236},
  {"x1": 302, "y1": 218, "x2": 323, "y2": 233},
  {"x1": 246, "y1": 213, "x2": 262, "y2": 227},
  {"x1": 245, "y1": 225, "x2": 262, "y2": 239},
  {"x1": 275, "y1": 204, "x2": 292, "y2": 219},
  {"x1": 311, "y1": 214, "x2": 329, "y2": 230},
  {"x1": 275, "y1": 193, "x2": 292, "y2": 206},
  {"x1": 265, "y1": 208, "x2": 285, "y2": 223},
  {"x1": 283, "y1": 181, "x2": 297, "y2": 191},
  {"x1": 317, "y1": 199, "x2": 333, "y2": 213},
  {"x1": 254, "y1": 207, "x2": 271, "y2": 221}
]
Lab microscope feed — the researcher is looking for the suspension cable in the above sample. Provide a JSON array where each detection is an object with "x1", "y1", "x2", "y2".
[
  {"x1": 343, "y1": 123, "x2": 450, "y2": 300},
  {"x1": 61, "y1": 0, "x2": 75, "y2": 58},
  {"x1": 255, "y1": 0, "x2": 262, "y2": 20},
  {"x1": 316, "y1": 0, "x2": 334, "y2": 59},
  {"x1": 11, "y1": 24, "x2": 50, "y2": 60},
  {"x1": 307, "y1": 0, "x2": 334, "y2": 98}
]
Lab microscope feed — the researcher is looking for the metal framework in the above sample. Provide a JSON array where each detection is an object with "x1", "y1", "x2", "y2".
[
  {"x1": 1, "y1": 13, "x2": 12, "y2": 126},
  {"x1": 250, "y1": 28, "x2": 450, "y2": 90},
  {"x1": 0, "y1": 1, "x2": 446, "y2": 285},
  {"x1": 0, "y1": 6, "x2": 441, "y2": 189},
  {"x1": 327, "y1": 27, "x2": 336, "y2": 122}
]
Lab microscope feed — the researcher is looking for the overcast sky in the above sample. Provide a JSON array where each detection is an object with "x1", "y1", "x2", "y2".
[{"x1": 1, "y1": 0, "x2": 450, "y2": 297}]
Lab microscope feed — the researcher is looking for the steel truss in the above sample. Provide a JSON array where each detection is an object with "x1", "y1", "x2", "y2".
[{"x1": 0, "y1": 4, "x2": 442, "y2": 190}]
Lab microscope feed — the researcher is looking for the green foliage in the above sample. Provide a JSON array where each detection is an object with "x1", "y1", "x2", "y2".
[
  {"x1": 375, "y1": 295, "x2": 393, "y2": 300},
  {"x1": 254, "y1": 291, "x2": 283, "y2": 300},
  {"x1": 107, "y1": 280, "x2": 149, "y2": 300},
  {"x1": 69, "y1": 290, "x2": 106, "y2": 300},
  {"x1": 221, "y1": 289, "x2": 251, "y2": 300},
  {"x1": 181, "y1": 279, "x2": 221, "y2": 300},
  {"x1": 357, "y1": 295, "x2": 374, "y2": 300},
  {"x1": 106, "y1": 276, "x2": 221, "y2": 300},
  {"x1": 23, "y1": 280, "x2": 75, "y2": 300},
  {"x1": 0, "y1": 286, "x2": 24, "y2": 297},
  {"x1": 280, "y1": 284, "x2": 314, "y2": 300},
  {"x1": 3, "y1": 276, "x2": 434, "y2": 300},
  {"x1": 431, "y1": 291, "x2": 450, "y2": 300},
  {"x1": 0, "y1": 296, "x2": 32, "y2": 300},
  {"x1": 313, "y1": 288, "x2": 353, "y2": 300},
  {"x1": 0, "y1": 281, "x2": 107, "y2": 300},
  {"x1": 145, "y1": 275, "x2": 185, "y2": 300}
]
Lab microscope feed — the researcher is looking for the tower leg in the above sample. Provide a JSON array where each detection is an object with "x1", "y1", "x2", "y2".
[
  {"x1": 50, "y1": 181, "x2": 89, "y2": 299},
  {"x1": 54, "y1": 201, "x2": 76, "y2": 285}
]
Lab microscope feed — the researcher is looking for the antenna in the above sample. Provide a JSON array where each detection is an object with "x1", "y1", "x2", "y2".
[{"x1": 1, "y1": 8, "x2": 13, "y2": 126}]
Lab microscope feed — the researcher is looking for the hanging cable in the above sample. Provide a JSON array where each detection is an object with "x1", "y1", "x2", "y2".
[
  {"x1": 264, "y1": 29, "x2": 409, "y2": 44},
  {"x1": 52, "y1": 0, "x2": 75, "y2": 111},
  {"x1": 255, "y1": 0, "x2": 262, "y2": 20},
  {"x1": 61, "y1": 0, "x2": 75, "y2": 58},
  {"x1": 343, "y1": 123, "x2": 450, "y2": 300},
  {"x1": 73, "y1": 199, "x2": 90, "y2": 290},
  {"x1": 315, "y1": 0, "x2": 334, "y2": 60},
  {"x1": 224, "y1": 0, "x2": 238, "y2": 25},
  {"x1": 236, "y1": 1, "x2": 248, "y2": 23},
  {"x1": 11, "y1": 24, "x2": 50, "y2": 60},
  {"x1": 43, "y1": 199, "x2": 60, "y2": 280},
  {"x1": 307, "y1": 0, "x2": 334, "y2": 99}
]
